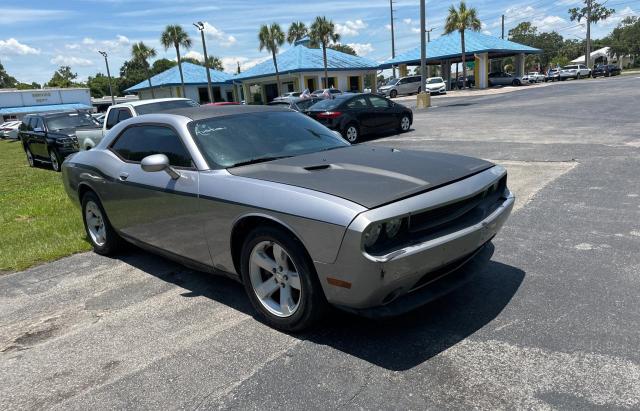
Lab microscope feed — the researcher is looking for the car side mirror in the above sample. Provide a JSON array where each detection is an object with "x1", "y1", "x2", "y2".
[{"x1": 141, "y1": 154, "x2": 181, "y2": 180}]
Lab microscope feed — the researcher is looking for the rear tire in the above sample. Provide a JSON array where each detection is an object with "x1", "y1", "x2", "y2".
[
  {"x1": 49, "y1": 148, "x2": 62, "y2": 172},
  {"x1": 81, "y1": 191, "x2": 123, "y2": 256},
  {"x1": 512, "y1": 79, "x2": 521, "y2": 86},
  {"x1": 342, "y1": 123, "x2": 359, "y2": 143},
  {"x1": 240, "y1": 226, "x2": 327, "y2": 332}
]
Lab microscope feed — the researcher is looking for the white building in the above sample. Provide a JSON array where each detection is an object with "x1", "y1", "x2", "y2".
[{"x1": 0, "y1": 88, "x2": 91, "y2": 121}]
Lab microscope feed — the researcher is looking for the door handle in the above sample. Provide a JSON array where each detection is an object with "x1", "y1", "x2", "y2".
[{"x1": 119, "y1": 172, "x2": 129, "y2": 181}]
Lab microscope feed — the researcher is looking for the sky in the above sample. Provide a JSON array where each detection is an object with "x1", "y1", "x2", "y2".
[{"x1": 0, "y1": 0, "x2": 638, "y2": 84}]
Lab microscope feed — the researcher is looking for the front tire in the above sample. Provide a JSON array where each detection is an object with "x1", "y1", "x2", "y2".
[
  {"x1": 398, "y1": 115, "x2": 411, "y2": 132},
  {"x1": 240, "y1": 226, "x2": 327, "y2": 332},
  {"x1": 342, "y1": 123, "x2": 359, "y2": 143},
  {"x1": 81, "y1": 191, "x2": 123, "y2": 256},
  {"x1": 49, "y1": 148, "x2": 62, "y2": 172}
]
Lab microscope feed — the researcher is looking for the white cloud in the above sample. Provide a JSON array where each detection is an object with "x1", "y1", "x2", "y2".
[
  {"x1": 385, "y1": 24, "x2": 392, "y2": 30},
  {"x1": 82, "y1": 37, "x2": 95, "y2": 45},
  {"x1": 65, "y1": 43, "x2": 80, "y2": 50},
  {"x1": 403, "y1": 18, "x2": 413, "y2": 24},
  {"x1": 201, "y1": 22, "x2": 237, "y2": 47},
  {"x1": 221, "y1": 56, "x2": 270, "y2": 73},
  {"x1": 184, "y1": 50, "x2": 204, "y2": 61},
  {"x1": 601, "y1": 7, "x2": 639, "y2": 27},
  {"x1": 411, "y1": 27, "x2": 421, "y2": 34},
  {"x1": 347, "y1": 43, "x2": 374, "y2": 56},
  {"x1": 50, "y1": 55, "x2": 93, "y2": 67},
  {"x1": 335, "y1": 19, "x2": 367, "y2": 36},
  {"x1": 100, "y1": 34, "x2": 130, "y2": 49},
  {"x1": 483, "y1": 30, "x2": 493, "y2": 36},
  {"x1": 0, "y1": 38, "x2": 40, "y2": 55},
  {"x1": 0, "y1": 8, "x2": 66, "y2": 25},
  {"x1": 533, "y1": 15, "x2": 567, "y2": 32}
]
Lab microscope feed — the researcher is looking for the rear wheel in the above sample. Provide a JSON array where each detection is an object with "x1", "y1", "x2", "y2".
[
  {"x1": 512, "y1": 79, "x2": 521, "y2": 86},
  {"x1": 342, "y1": 123, "x2": 359, "y2": 143},
  {"x1": 389, "y1": 89, "x2": 397, "y2": 98},
  {"x1": 81, "y1": 191, "x2": 123, "y2": 256},
  {"x1": 240, "y1": 226, "x2": 327, "y2": 331},
  {"x1": 49, "y1": 148, "x2": 61, "y2": 172}
]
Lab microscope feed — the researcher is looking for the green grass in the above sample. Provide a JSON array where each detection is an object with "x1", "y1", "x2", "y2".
[{"x1": 0, "y1": 139, "x2": 90, "y2": 272}]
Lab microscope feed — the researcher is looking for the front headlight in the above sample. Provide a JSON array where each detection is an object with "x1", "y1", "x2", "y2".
[
  {"x1": 385, "y1": 218, "x2": 402, "y2": 238},
  {"x1": 363, "y1": 223, "x2": 382, "y2": 248}
]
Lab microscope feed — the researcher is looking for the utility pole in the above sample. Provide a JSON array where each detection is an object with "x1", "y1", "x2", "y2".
[
  {"x1": 390, "y1": 0, "x2": 396, "y2": 78},
  {"x1": 501, "y1": 15, "x2": 505, "y2": 39},
  {"x1": 585, "y1": 0, "x2": 592, "y2": 69},
  {"x1": 426, "y1": 28, "x2": 434, "y2": 78},
  {"x1": 419, "y1": 0, "x2": 427, "y2": 96},
  {"x1": 98, "y1": 51, "x2": 115, "y2": 106},
  {"x1": 194, "y1": 22, "x2": 213, "y2": 103}
]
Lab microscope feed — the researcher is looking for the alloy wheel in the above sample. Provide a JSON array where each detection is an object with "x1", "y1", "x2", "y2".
[
  {"x1": 49, "y1": 150, "x2": 60, "y2": 171},
  {"x1": 400, "y1": 116, "x2": 411, "y2": 131},
  {"x1": 85, "y1": 201, "x2": 107, "y2": 246},
  {"x1": 248, "y1": 241, "x2": 302, "y2": 318},
  {"x1": 345, "y1": 125, "x2": 358, "y2": 143}
]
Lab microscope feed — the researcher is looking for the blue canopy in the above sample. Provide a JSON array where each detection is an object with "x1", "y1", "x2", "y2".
[
  {"x1": 125, "y1": 62, "x2": 233, "y2": 92},
  {"x1": 0, "y1": 103, "x2": 92, "y2": 115},
  {"x1": 380, "y1": 30, "x2": 541, "y2": 68},
  {"x1": 233, "y1": 44, "x2": 379, "y2": 82}
]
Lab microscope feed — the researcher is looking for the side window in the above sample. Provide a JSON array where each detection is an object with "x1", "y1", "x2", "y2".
[
  {"x1": 117, "y1": 109, "x2": 132, "y2": 123},
  {"x1": 24, "y1": 117, "x2": 34, "y2": 131},
  {"x1": 33, "y1": 118, "x2": 44, "y2": 131},
  {"x1": 105, "y1": 109, "x2": 118, "y2": 130},
  {"x1": 111, "y1": 125, "x2": 193, "y2": 168},
  {"x1": 411, "y1": 76, "x2": 421, "y2": 83},
  {"x1": 346, "y1": 97, "x2": 369, "y2": 109},
  {"x1": 368, "y1": 95, "x2": 391, "y2": 108}
]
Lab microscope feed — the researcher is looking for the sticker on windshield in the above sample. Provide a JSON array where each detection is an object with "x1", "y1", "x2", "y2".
[{"x1": 194, "y1": 124, "x2": 227, "y2": 136}]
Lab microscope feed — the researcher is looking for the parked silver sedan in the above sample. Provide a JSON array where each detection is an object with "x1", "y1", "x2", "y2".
[{"x1": 62, "y1": 105, "x2": 514, "y2": 331}]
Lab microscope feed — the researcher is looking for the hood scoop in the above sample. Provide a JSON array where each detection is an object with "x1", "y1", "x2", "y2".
[{"x1": 304, "y1": 164, "x2": 332, "y2": 171}]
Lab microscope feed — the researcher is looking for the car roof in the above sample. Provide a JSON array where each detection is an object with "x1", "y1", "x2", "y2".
[
  {"x1": 161, "y1": 104, "x2": 291, "y2": 121},
  {"x1": 111, "y1": 97, "x2": 190, "y2": 108},
  {"x1": 24, "y1": 110, "x2": 81, "y2": 118}
]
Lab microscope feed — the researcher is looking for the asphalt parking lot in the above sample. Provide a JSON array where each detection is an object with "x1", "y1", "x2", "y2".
[{"x1": 1, "y1": 76, "x2": 639, "y2": 410}]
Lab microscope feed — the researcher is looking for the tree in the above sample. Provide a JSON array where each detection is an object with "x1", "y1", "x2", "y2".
[
  {"x1": 160, "y1": 24, "x2": 192, "y2": 97},
  {"x1": 47, "y1": 66, "x2": 80, "y2": 88},
  {"x1": 569, "y1": 0, "x2": 615, "y2": 68},
  {"x1": 607, "y1": 17, "x2": 640, "y2": 67},
  {"x1": 119, "y1": 59, "x2": 148, "y2": 94},
  {"x1": 329, "y1": 43, "x2": 357, "y2": 56},
  {"x1": 131, "y1": 41, "x2": 157, "y2": 98},
  {"x1": 444, "y1": 1, "x2": 481, "y2": 89},
  {"x1": 287, "y1": 21, "x2": 308, "y2": 44},
  {"x1": 181, "y1": 56, "x2": 224, "y2": 71},
  {"x1": 152, "y1": 58, "x2": 177, "y2": 75},
  {"x1": 508, "y1": 22, "x2": 537, "y2": 45},
  {"x1": 0, "y1": 61, "x2": 18, "y2": 88},
  {"x1": 259, "y1": 22, "x2": 285, "y2": 96},
  {"x1": 309, "y1": 16, "x2": 341, "y2": 88},
  {"x1": 16, "y1": 82, "x2": 41, "y2": 90},
  {"x1": 86, "y1": 73, "x2": 115, "y2": 98}
]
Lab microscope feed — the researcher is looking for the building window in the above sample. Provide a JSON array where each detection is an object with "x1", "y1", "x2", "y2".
[
  {"x1": 213, "y1": 87, "x2": 222, "y2": 102},
  {"x1": 322, "y1": 77, "x2": 337, "y2": 88},
  {"x1": 349, "y1": 76, "x2": 360, "y2": 92},
  {"x1": 198, "y1": 87, "x2": 210, "y2": 104}
]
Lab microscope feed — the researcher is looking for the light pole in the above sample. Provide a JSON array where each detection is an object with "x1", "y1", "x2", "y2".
[
  {"x1": 389, "y1": 0, "x2": 397, "y2": 78},
  {"x1": 98, "y1": 51, "x2": 116, "y2": 106},
  {"x1": 419, "y1": 0, "x2": 427, "y2": 96},
  {"x1": 194, "y1": 21, "x2": 213, "y2": 103}
]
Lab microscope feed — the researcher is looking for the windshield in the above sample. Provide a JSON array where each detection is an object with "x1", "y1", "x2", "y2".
[
  {"x1": 385, "y1": 78, "x2": 399, "y2": 86},
  {"x1": 427, "y1": 78, "x2": 443, "y2": 84},
  {"x1": 47, "y1": 112, "x2": 97, "y2": 130},
  {"x1": 189, "y1": 111, "x2": 349, "y2": 168},
  {"x1": 135, "y1": 99, "x2": 199, "y2": 115}
]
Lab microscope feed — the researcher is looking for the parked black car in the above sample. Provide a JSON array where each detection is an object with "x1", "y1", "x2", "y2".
[
  {"x1": 19, "y1": 111, "x2": 98, "y2": 171},
  {"x1": 592, "y1": 64, "x2": 622, "y2": 77},
  {"x1": 304, "y1": 93, "x2": 412, "y2": 143}
]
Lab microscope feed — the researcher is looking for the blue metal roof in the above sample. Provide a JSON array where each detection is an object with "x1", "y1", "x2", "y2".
[
  {"x1": 381, "y1": 30, "x2": 541, "y2": 68},
  {"x1": 125, "y1": 62, "x2": 233, "y2": 92},
  {"x1": 233, "y1": 44, "x2": 379, "y2": 82},
  {"x1": 0, "y1": 103, "x2": 92, "y2": 115}
]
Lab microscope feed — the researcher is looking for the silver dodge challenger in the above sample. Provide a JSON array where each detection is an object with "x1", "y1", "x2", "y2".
[{"x1": 62, "y1": 105, "x2": 514, "y2": 331}]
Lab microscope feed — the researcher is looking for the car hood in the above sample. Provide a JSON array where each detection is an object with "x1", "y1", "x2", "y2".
[
  {"x1": 425, "y1": 83, "x2": 444, "y2": 89},
  {"x1": 228, "y1": 145, "x2": 494, "y2": 209}
]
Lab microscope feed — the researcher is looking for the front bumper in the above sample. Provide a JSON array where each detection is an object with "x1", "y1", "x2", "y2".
[{"x1": 314, "y1": 166, "x2": 515, "y2": 313}]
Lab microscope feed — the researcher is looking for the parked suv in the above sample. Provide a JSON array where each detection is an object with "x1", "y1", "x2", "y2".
[
  {"x1": 559, "y1": 64, "x2": 591, "y2": 80},
  {"x1": 19, "y1": 111, "x2": 96, "y2": 171},
  {"x1": 592, "y1": 64, "x2": 621, "y2": 77},
  {"x1": 378, "y1": 75, "x2": 422, "y2": 98}
]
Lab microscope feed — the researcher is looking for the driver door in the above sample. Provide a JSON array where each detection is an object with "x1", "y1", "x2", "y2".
[{"x1": 104, "y1": 124, "x2": 212, "y2": 266}]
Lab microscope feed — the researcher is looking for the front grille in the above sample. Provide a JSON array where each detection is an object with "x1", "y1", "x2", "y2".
[{"x1": 408, "y1": 175, "x2": 507, "y2": 237}]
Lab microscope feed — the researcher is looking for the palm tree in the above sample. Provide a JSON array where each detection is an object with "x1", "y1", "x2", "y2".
[
  {"x1": 309, "y1": 16, "x2": 340, "y2": 88},
  {"x1": 160, "y1": 24, "x2": 192, "y2": 97},
  {"x1": 131, "y1": 42, "x2": 157, "y2": 98},
  {"x1": 258, "y1": 23, "x2": 285, "y2": 98},
  {"x1": 444, "y1": 1, "x2": 481, "y2": 89},
  {"x1": 287, "y1": 21, "x2": 308, "y2": 44}
]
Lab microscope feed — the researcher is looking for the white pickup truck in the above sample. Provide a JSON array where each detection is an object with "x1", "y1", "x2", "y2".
[{"x1": 77, "y1": 98, "x2": 199, "y2": 150}]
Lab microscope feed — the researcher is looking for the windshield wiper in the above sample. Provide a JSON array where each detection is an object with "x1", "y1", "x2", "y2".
[{"x1": 228, "y1": 155, "x2": 292, "y2": 168}]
